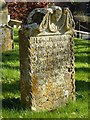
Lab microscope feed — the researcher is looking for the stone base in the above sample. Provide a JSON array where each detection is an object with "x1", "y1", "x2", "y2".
[
  {"x1": 0, "y1": 25, "x2": 13, "y2": 52},
  {"x1": 19, "y1": 30, "x2": 75, "y2": 111}
]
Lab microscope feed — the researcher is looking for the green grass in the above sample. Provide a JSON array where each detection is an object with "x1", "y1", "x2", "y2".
[{"x1": 1, "y1": 32, "x2": 90, "y2": 119}]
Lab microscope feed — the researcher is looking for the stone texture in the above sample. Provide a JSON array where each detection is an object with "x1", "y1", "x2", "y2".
[
  {"x1": 0, "y1": 25, "x2": 13, "y2": 52},
  {"x1": 0, "y1": 0, "x2": 8, "y2": 25},
  {"x1": 19, "y1": 6, "x2": 75, "y2": 111},
  {"x1": 0, "y1": 1, "x2": 13, "y2": 52}
]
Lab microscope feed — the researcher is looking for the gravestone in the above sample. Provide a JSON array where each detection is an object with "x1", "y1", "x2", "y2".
[
  {"x1": 0, "y1": 1, "x2": 13, "y2": 52},
  {"x1": 19, "y1": 6, "x2": 75, "y2": 111}
]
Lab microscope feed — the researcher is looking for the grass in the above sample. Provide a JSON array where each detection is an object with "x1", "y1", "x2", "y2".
[{"x1": 0, "y1": 30, "x2": 90, "y2": 119}]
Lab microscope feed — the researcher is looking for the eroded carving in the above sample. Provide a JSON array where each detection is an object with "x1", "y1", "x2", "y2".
[{"x1": 23, "y1": 6, "x2": 75, "y2": 36}]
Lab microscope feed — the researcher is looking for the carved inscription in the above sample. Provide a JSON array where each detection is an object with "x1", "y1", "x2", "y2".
[
  {"x1": 29, "y1": 36, "x2": 69, "y2": 75},
  {"x1": 25, "y1": 35, "x2": 73, "y2": 110}
]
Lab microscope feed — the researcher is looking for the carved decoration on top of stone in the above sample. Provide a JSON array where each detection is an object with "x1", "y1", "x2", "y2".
[{"x1": 23, "y1": 6, "x2": 75, "y2": 37}]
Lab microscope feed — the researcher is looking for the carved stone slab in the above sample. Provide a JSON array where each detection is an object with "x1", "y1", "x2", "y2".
[
  {"x1": 19, "y1": 6, "x2": 75, "y2": 111},
  {"x1": 0, "y1": 25, "x2": 13, "y2": 52},
  {"x1": 0, "y1": 1, "x2": 13, "y2": 52}
]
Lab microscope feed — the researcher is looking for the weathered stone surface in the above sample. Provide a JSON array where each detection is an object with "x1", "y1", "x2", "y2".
[
  {"x1": 0, "y1": 0, "x2": 8, "y2": 25},
  {"x1": 0, "y1": 1, "x2": 13, "y2": 52},
  {"x1": 0, "y1": 25, "x2": 13, "y2": 52},
  {"x1": 19, "y1": 6, "x2": 75, "y2": 111}
]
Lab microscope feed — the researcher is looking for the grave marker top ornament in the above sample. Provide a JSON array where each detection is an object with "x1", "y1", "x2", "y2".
[
  {"x1": 19, "y1": 5, "x2": 75, "y2": 111},
  {"x1": 23, "y1": 5, "x2": 75, "y2": 36}
]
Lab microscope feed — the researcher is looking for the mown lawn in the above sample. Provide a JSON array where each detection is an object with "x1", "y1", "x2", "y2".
[{"x1": 0, "y1": 29, "x2": 90, "y2": 119}]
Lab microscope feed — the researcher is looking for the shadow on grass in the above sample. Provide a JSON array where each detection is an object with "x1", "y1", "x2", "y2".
[
  {"x1": 74, "y1": 39, "x2": 90, "y2": 46},
  {"x1": 75, "y1": 55, "x2": 89, "y2": 63},
  {"x1": 2, "y1": 81, "x2": 20, "y2": 93},
  {"x1": 75, "y1": 80, "x2": 90, "y2": 92},
  {"x1": 2, "y1": 64, "x2": 20, "y2": 71},
  {"x1": 75, "y1": 42, "x2": 90, "y2": 47},
  {"x1": 75, "y1": 67, "x2": 90, "y2": 73},
  {"x1": 75, "y1": 51, "x2": 90, "y2": 54},
  {"x1": 2, "y1": 98, "x2": 25, "y2": 110},
  {"x1": 2, "y1": 50, "x2": 19, "y2": 63}
]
